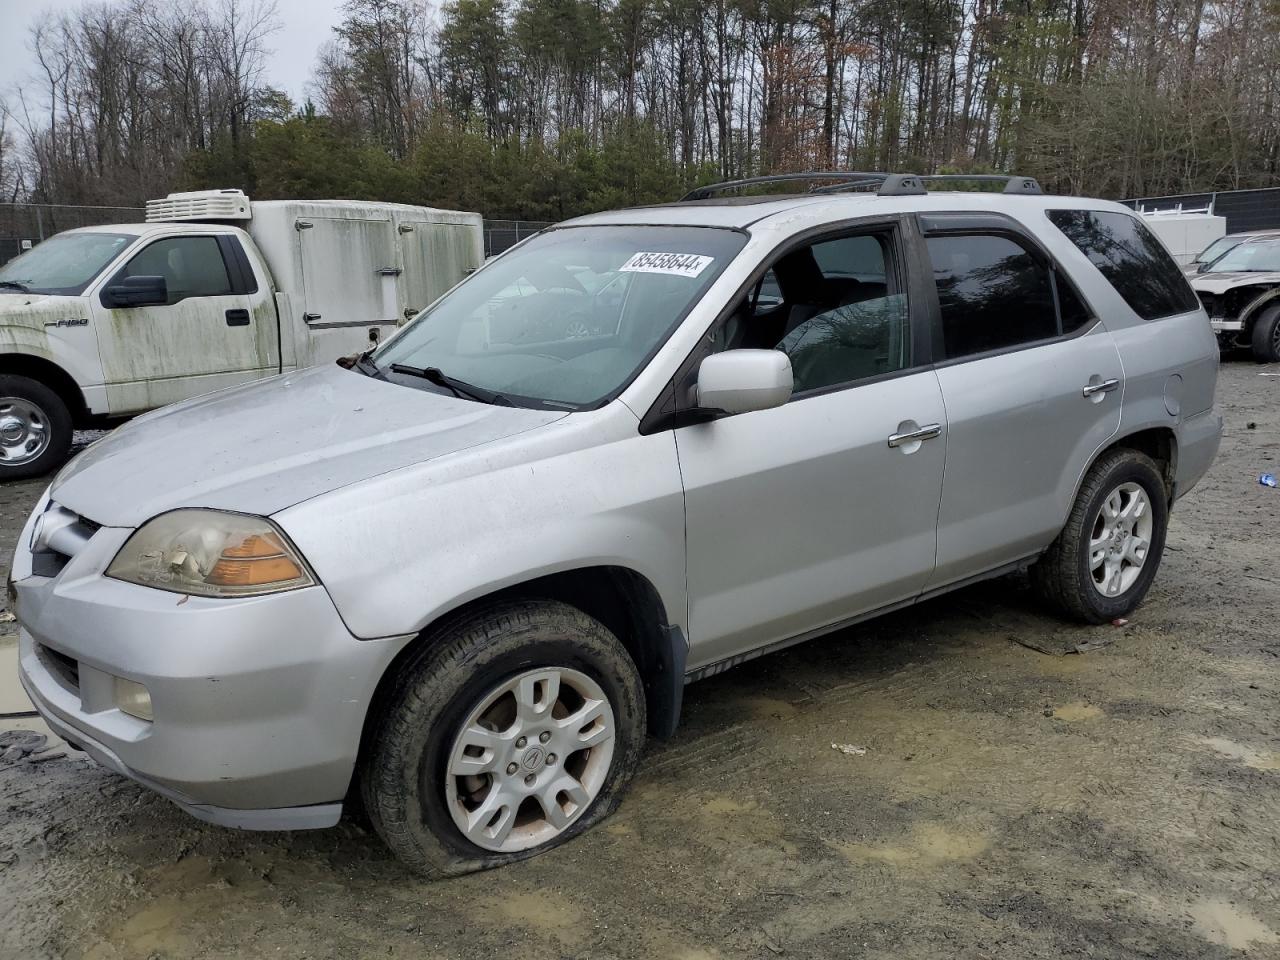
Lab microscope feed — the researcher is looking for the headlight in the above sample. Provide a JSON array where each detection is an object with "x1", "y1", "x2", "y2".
[{"x1": 106, "y1": 510, "x2": 315, "y2": 598}]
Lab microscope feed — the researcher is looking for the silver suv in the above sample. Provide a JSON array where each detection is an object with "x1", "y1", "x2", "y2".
[{"x1": 13, "y1": 173, "x2": 1222, "y2": 876}]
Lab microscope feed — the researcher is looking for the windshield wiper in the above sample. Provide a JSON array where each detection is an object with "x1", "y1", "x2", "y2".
[
  {"x1": 0, "y1": 280, "x2": 30, "y2": 292},
  {"x1": 389, "y1": 363, "x2": 513, "y2": 406}
]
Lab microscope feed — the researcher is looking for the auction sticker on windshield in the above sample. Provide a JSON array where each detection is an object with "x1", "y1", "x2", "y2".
[{"x1": 619, "y1": 252, "x2": 714, "y2": 278}]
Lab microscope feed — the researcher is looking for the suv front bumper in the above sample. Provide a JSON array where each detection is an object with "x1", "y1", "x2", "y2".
[{"x1": 13, "y1": 503, "x2": 411, "y2": 831}]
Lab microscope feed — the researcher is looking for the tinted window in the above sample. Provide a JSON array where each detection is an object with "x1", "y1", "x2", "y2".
[
  {"x1": 1048, "y1": 210, "x2": 1199, "y2": 320},
  {"x1": 119, "y1": 237, "x2": 233, "y2": 304},
  {"x1": 812, "y1": 235, "x2": 887, "y2": 282},
  {"x1": 1055, "y1": 273, "x2": 1092, "y2": 333},
  {"x1": 777, "y1": 231, "x2": 908, "y2": 392},
  {"x1": 927, "y1": 234, "x2": 1058, "y2": 358}
]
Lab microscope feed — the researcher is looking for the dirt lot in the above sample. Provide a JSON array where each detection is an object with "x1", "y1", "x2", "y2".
[{"x1": 1, "y1": 362, "x2": 1278, "y2": 960}]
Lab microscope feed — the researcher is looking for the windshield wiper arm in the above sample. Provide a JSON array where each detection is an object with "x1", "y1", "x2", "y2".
[
  {"x1": 0, "y1": 280, "x2": 30, "y2": 292},
  {"x1": 389, "y1": 363, "x2": 512, "y2": 406}
]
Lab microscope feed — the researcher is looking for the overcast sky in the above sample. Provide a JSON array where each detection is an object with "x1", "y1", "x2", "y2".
[{"x1": 0, "y1": 0, "x2": 344, "y2": 106}]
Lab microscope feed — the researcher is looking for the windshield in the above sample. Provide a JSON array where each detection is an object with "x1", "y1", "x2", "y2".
[
  {"x1": 371, "y1": 225, "x2": 747, "y2": 408},
  {"x1": 0, "y1": 231, "x2": 136, "y2": 296},
  {"x1": 1205, "y1": 238, "x2": 1280, "y2": 273},
  {"x1": 1195, "y1": 236, "x2": 1239, "y2": 264}
]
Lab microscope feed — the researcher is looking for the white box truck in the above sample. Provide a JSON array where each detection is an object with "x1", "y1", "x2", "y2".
[
  {"x1": 1137, "y1": 206, "x2": 1226, "y2": 266},
  {"x1": 0, "y1": 189, "x2": 485, "y2": 478}
]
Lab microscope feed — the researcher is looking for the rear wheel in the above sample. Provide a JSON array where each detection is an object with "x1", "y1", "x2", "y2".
[
  {"x1": 0, "y1": 375, "x2": 72, "y2": 480},
  {"x1": 1250, "y1": 306, "x2": 1280, "y2": 363},
  {"x1": 360, "y1": 600, "x2": 646, "y2": 877},
  {"x1": 1031, "y1": 449, "x2": 1169, "y2": 624}
]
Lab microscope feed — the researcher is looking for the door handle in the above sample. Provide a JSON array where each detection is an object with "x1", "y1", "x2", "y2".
[
  {"x1": 887, "y1": 423, "x2": 942, "y2": 448},
  {"x1": 303, "y1": 312, "x2": 322, "y2": 322},
  {"x1": 225, "y1": 308, "x2": 250, "y2": 327},
  {"x1": 1082, "y1": 378, "x2": 1120, "y2": 398}
]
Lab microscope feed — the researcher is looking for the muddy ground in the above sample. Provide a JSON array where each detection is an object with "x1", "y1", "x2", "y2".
[{"x1": 1, "y1": 363, "x2": 1278, "y2": 960}]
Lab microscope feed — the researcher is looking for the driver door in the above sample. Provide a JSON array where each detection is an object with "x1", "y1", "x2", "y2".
[
  {"x1": 90, "y1": 233, "x2": 279, "y2": 413},
  {"x1": 674, "y1": 220, "x2": 947, "y2": 670}
]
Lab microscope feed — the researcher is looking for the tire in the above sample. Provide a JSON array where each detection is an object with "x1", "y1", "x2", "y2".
[
  {"x1": 0, "y1": 375, "x2": 73, "y2": 480},
  {"x1": 1250, "y1": 306, "x2": 1280, "y2": 363},
  {"x1": 360, "y1": 600, "x2": 646, "y2": 877},
  {"x1": 1030, "y1": 448, "x2": 1169, "y2": 624}
]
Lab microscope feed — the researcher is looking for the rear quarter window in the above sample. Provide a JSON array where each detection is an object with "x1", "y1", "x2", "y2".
[{"x1": 1047, "y1": 209, "x2": 1199, "y2": 321}]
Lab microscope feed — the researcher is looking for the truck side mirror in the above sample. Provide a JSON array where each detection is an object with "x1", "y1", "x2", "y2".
[{"x1": 103, "y1": 275, "x2": 168, "y2": 308}]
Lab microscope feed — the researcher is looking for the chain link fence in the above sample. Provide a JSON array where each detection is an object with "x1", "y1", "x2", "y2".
[
  {"x1": 482, "y1": 219, "x2": 553, "y2": 257},
  {"x1": 0, "y1": 203, "x2": 552, "y2": 265},
  {"x1": 0, "y1": 202, "x2": 145, "y2": 264},
  {"x1": 1123, "y1": 187, "x2": 1280, "y2": 234}
]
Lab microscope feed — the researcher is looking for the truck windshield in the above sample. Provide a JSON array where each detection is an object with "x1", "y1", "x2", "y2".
[
  {"x1": 0, "y1": 231, "x2": 136, "y2": 296},
  {"x1": 371, "y1": 225, "x2": 747, "y2": 408},
  {"x1": 1205, "y1": 239, "x2": 1280, "y2": 274}
]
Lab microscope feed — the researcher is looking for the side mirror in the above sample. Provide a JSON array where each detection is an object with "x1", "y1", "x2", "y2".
[
  {"x1": 103, "y1": 275, "x2": 168, "y2": 308},
  {"x1": 696, "y1": 349, "x2": 793, "y2": 415}
]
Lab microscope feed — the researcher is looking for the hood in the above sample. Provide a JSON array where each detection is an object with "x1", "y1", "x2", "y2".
[
  {"x1": 52, "y1": 364, "x2": 569, "y2": 526},
  {"x1": 0, "y1": 292, "x2": 84, "y2": 324},
  {"x1": 1190, "y1": 271, "x2": 1280, "y2": 295}
]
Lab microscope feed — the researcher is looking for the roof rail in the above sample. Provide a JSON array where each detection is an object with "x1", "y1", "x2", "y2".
[
  {"x1": 815, "y1": 172, "x2": 1043, "y2": 196},
  {"x1": 680, "y1": 171, "x2": 1044, "y2": 202},
  {"x1": 680, "y1": 172, "x2": 891, "y2": 201}
]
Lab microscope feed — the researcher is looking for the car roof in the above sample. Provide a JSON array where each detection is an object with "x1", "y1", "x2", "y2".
[{"x1": 558, "y1": 191, "x2": 1130, "y2": 231}]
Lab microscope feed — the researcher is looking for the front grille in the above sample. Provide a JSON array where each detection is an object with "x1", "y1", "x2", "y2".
[
  {"x1": 37, "y1": 643, "x2": 80, "y2": 694},
  {"x1": 30, "y1": 504, "x2": 100, "y2": 577}
]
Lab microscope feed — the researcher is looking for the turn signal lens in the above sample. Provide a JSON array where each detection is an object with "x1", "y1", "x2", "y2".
[
  {"x1": 207, "y1": 533, "x2": 305, "y2": 587},
  {"x1": 107, "y1": 510, "x2": 316, "y2": 598}
]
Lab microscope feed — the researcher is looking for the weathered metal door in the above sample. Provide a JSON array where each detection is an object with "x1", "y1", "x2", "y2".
[
  {"x1": 296, "y1": 217, "x2": 400, "y2": 363},
  {"x1": 397, "y1": 221, "x2": 484, "y2": 321},
  {"x1": 89, "y1": 232, "x2": 278, "y2": 414}
]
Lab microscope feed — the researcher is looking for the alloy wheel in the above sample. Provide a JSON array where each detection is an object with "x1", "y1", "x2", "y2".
[
  {"x1": 1088, "y1": 481, "x2": 1154, "y2": 597},
  {"x1": 444, "y1": 666, "x2": 615, "y2": 853}
]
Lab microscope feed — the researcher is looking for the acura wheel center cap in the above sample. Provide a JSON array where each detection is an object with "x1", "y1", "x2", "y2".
[{"x1": 522, "y1": 746, "x2": 545, "y2": 770}]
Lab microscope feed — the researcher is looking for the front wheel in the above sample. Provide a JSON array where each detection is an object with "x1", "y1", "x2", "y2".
[
  {"x1": 1250, "y1": 306, "x2": 1280, "y2": 363},
  {"x1": 0, "y1": 375, "x2": 73, "y2": 480},
  {"x1": 360, "y1": 601, "x2": 646, "y2": 877},
  {"x1": 1030, "y1": 449, "x2": 1169, "y2": 624}
]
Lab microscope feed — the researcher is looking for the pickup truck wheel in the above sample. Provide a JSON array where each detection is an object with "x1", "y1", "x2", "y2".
[
  {"x1": 1250, "y1": 306, "x2": 1280, "y2": 363},
  {"x1": 360, "y1": 600, "x2": 646, "y2": 877},
  {"x1": 1030, "y1": 449, "x2": 1168, "y2": 624},
  {"x1": 0, "y1": 376, "x2": 72, "y2": 480}
]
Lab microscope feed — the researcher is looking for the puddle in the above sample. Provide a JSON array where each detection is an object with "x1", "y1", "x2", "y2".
[
  {"x1": 838, "y1": 823, "x2": 989, "y2": 866},
  {"x1": 493, "y1": 891, "x2": 586, "y2": 947},
  {"x1": 1196, "y1": 736, "x2": 1280, "y2": 772},
  {"x1": 1189, "y1": 898, "x2": 1279, "y2": 949},
  {"x1": 1052, "y1": 702, "x2": 1104, "y2": 721},
  {"x1": 1, "y1": 636, "x2": 67, "y2": 750},
  {"x1": 0, "y1": 636, "x2": 29, "y2": 714}
]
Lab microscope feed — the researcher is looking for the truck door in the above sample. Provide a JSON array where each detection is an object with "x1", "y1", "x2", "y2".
[
  {"x1": 397, "y1": 221, "x2": 484, "y2": 320},
  {"x1": 89, "y1": 233, "x2": 279, "y2": 414},
  {"x1": 296, "y1": 216, "x2": 400, "y2": 363}
]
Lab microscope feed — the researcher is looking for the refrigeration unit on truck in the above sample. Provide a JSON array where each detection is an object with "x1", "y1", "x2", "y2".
[{"x1": 0, "y1": 189, "x2": 485, "y2": 478}]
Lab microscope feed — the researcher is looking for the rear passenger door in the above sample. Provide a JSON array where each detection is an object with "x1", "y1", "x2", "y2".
[
  {"x1": 920, "y1": 214, "x2": 1124, "y2": 590},
  {"x1": 90, "y1": 232, "x2": 279, "y2": 414}
]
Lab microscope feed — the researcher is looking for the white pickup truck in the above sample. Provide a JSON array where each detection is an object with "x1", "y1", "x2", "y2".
[{"x1": 0, "y1": 189, "x2": 485, "y2": 478}]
